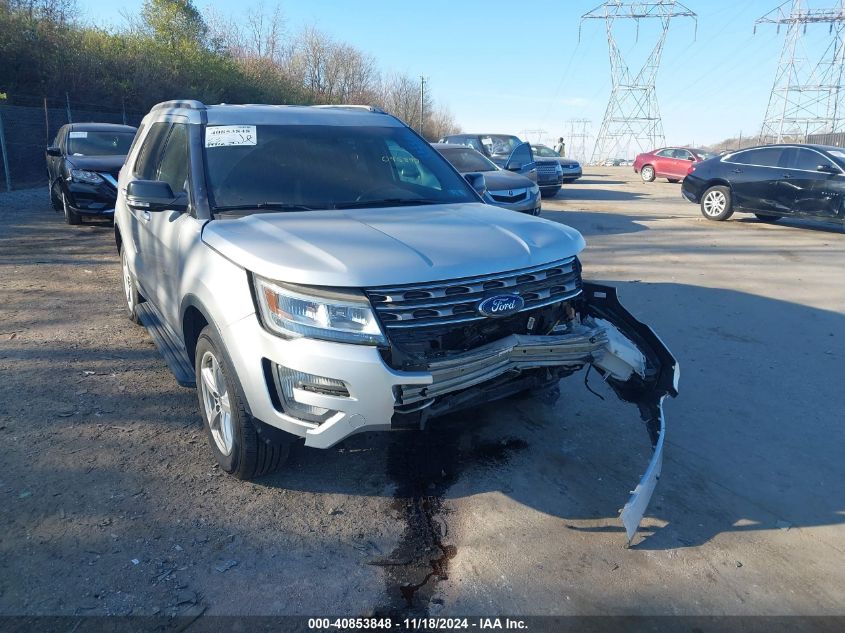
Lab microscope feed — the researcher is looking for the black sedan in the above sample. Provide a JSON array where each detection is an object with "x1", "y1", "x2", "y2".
[
  {"x1": 682, "y1": 144, "x2": 845, "y2": 225},
  {"x1": 46, "y1": 122, "x2": 137, "y2": 224}
]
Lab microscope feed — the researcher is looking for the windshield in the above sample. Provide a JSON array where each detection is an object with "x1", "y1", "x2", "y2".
[
  {"x1": 204, "y1": 124, "x2": 476, "y2": 212},
  {"x1": 532, "y1": 145, "x2": 560, "y2": 158},
  {"x1": 67, "y1": 131, "x2": 135, "y2": 156},
  {"x1": 481, "y1": 135, "x2": 522, "y2": 156},
  {"x1": 438, "y1": 147, "x2": 499, "y2": 173}
]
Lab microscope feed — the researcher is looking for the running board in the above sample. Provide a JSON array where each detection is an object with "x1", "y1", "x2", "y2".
[{"x1": 136, "y1": 303, "x2": 196, "y2": 388}]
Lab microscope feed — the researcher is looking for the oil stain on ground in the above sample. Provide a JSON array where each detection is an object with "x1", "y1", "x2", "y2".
[{"x1": 373, "y1": 419, "x2": 528, "y2": 617}]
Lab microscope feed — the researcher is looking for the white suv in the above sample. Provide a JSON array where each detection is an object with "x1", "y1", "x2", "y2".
[{"x1": 115, "y1": 100, "x2": 678, "y2": 542}]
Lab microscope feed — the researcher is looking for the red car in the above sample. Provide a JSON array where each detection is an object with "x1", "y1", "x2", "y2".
[{"x1": 633, "y1": 147, "x2": 716, "y2": 183}]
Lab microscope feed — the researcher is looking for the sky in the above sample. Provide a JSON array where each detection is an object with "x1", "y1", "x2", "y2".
[{"x1": 78, "y1": 1, "x2": 819, "y2": 155}]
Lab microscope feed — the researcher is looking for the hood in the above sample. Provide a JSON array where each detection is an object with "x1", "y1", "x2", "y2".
[
  {"x1": 65, "y1": 154, "x2": 127, "y2": 174},
  {"x1": 202, "y1": 203, "x2": 585, "y2": 288},
  {"x1": 481, "y1": 170, "x2": 535, "y2": 191}
]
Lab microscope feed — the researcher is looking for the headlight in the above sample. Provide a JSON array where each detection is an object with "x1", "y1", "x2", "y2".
[
  {"x1": 70, "y1": 169, "x2": 102, "y2": 184},
  {"x1": 529, "y1": 183, "x2": 540, "y2": 195},
  {"x1": 254, "y1": 276, "x2": 386, "y2": 345}
]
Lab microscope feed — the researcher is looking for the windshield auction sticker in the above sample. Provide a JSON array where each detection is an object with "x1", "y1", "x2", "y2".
[{"x1": 205, "y1": 125, "x2": 257, "y2": 148}]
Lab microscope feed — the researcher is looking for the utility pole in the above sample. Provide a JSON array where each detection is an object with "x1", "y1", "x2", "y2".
[
  {"x1": 419, "y1": 75, "x2": 427, "y2": 136},
  {"x1": 756, "y1": 0, "x2": 845, "y2": 143},
  {"x1": 581, "y1": 1, "x2": 697, "y2": 165},
  {"x1": 566, "y1": 119, "x2": 591, "y2": 164}
]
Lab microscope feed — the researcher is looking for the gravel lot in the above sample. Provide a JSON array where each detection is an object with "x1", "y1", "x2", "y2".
[{"x1": 1, "y1": 169, "x2": 843, "y2": 618}]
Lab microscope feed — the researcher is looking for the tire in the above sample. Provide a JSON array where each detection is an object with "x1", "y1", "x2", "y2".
[
  {"x1": 120, "y1": 247, "x2": 144, "y2": 324},
  {"x1": 700, "y1": 185, "x2": 733, "y2": 221},
  {"x1": 540, "y1": 186, "x2": 561, "y2": 199},
  {"x1": 641, "y1": 165, "x2": 656, "y2": 182},
  {"x1": 195, "y1": 325, "x2": 291, "y2": 480},
  {"x1": 50, "y1": 181, "x2": 63, "y2": 212},
  {"x1": 62, "y1": 191, "x2": 81, "y2": 225},
  {"x1": 755, "y1": 213, "x2": 782, "y2": 222},
  {"x1": 668, "y1": 178, "x2": 680, "y2": 183}
]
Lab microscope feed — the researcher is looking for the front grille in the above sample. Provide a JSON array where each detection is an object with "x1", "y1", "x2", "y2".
[
  {"x1": 365, "y1": 257, "x2": 582, "y2": 330},
  {"x1": 490, "y1": 191, "x2": 527, "y2": 203},
  {"x1": 536, "y1": 162, "x2": 559, "y2": 175}
]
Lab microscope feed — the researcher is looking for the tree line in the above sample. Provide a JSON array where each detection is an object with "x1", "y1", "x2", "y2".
[{"x1": 0, "y1": 0, "x2": 461, "y2": 140}]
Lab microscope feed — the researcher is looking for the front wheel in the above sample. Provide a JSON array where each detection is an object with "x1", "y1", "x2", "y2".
[
  {"x1": 195, "y1": 325, "x2": 291, "y2": 480},
  {"x1": 700, "y1": 186, "x2": 733, "y2": 221},
  {"x1": 62, "y1": 191, "x2": 81, "y2": 225},
  {"x1": 755, "y1": 213, "x2": 782, "y2": 222},
  {"x1": 641, "y1": 166, "x2": 656, "y2": 182},
  {"x1": 50, "y1": 181, "x2": 63, "y2": 212}
]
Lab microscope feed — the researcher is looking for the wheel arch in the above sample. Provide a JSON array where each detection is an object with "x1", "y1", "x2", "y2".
[{"x1": 181, "y1": 294, "x2": 213, "y2": 369}]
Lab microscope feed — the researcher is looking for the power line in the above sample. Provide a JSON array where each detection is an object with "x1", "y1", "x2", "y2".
[{"x1": 581, "y1": 1, "x2": 697, "y2": 164}]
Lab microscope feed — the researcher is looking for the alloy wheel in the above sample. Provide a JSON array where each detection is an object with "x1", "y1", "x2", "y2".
[
  {"x1": 702, "y1": 190, "x2": 727, "y2": 217},
  {"x1": 199, "y1": 351, "x2": 234, "y2": 456}
]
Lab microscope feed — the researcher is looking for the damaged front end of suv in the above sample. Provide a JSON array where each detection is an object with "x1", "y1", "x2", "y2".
[{"x1": 369, "y1": 259, "x2": 679, "y2": 544}]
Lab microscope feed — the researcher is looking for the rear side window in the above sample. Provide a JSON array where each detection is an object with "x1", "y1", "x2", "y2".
[
  {"x1": 730, "y1": 147, "x2": 783, "y2": 167},
  {"x1": 655, "y1": 149, "x2": 674, "y2": 157},
  {"x1": 134, "y1": 122, "x2": 172, "y2": 179},
  {"x1": 793, "y1": 148, "x2": 827, "y2": 171},
  {"x1": 155, "y1": 124, "x2": 189, "y2": 193}
]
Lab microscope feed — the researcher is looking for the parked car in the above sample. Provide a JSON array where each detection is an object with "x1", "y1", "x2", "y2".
[
  {"x1": 46, "y1": 122, "x2": 138, "y2": 224},
  {"x1": 634, "y1": 147, "x2": 716, "y2": 183},
  {"x1": 682, "y1": 144, "x2": 845, "y2": 224},
  {"x1": 531, "y1": 144, "x2": 582, "y2": 183},
  {"x1": 433, "y1": 143, "x2": 540, "y2": 215},
  {"x1": 438, "y1": 133, "x2": 548, "y2": 191},
  {"x1": 116, "y1": 100, "x2": 678, "y2": 542}
]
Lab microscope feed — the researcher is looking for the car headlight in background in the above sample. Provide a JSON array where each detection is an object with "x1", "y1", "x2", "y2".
[
  {"x1": 254, "y1": 276, "x2": 386, "y2": 345},
  {"x1": 69, "y1": 169, "x2": 103, "y2": 184},
  {"x1": 529, "y1": 183, "x2": 540, "y2": 196}
]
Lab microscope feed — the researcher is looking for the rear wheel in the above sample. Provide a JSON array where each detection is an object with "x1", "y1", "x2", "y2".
[
  {"x1": 120, "y1": 247, "x2": 144, "y2": 324},
  {"x1": 62, "y1": 191, "x2": 81, "y2": 225},
  {"x1": 700, "y1": 186, "x2": 733, "y2": 221},
  {"x1": 641, "y1": 165, "x2": 656, "y2": 182},
  {"x1": 755, "y1": 213, "x2": 782, "y2": 222},
  {"x1": 195, "y1": 325, "x2": 291, "y2": 479}
]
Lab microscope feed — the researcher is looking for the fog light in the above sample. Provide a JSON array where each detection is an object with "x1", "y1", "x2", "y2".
[{"x1": 273, "y1": 365, "x2": 349, "y2": 423}]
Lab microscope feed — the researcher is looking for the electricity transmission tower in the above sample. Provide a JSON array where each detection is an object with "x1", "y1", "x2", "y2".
[
  {"x1": 566, "y1": 119, "x2": 592, "y2": 163},
  {"x1": 581, "y1": 1, "x2": 696, "y2": 165},
  {"x1": 756, "y1": 0, "x2": 845, "y2": 143}
]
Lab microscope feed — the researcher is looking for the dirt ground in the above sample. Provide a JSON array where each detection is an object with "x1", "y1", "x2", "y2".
[{"x1": 1, "y1": 169, "x2": 843, "y2": 619}]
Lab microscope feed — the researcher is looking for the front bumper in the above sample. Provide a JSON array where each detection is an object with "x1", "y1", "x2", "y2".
[
  {"x1": 561, "y1": 168, "x2": 582, "y2": 182},
  {"x1": 66, "y1": 180, "x2": 117, "y2": 216},
  {"x1": 222, "y1": 282, "x2": 677, "y2": 541}
]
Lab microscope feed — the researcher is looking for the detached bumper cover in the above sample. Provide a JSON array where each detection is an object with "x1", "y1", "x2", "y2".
[
  {"x1": 582, "y1": 283, "x2": 679, "y2": 543},
  {"x1": 393, "y1": 282, "x2": 679, "y2": 543}
]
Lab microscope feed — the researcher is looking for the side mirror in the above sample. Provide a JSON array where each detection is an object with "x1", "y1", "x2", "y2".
[
  {"x1": 46, "y1": 146, "x2": 62, "y2": 157},
  {"x1": 126, "y1": 180, "x2": 187, "y2": 212},
  {"x1": 464, "y1": 172, "x2": 487, "y2": 196},
  {"x1": 817, "y1": 164, "x2": 836, "y2": 173}
]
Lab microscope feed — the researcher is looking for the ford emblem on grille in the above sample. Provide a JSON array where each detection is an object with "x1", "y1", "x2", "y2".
[{"x1": 477, "y1": 294, "x2": 524, "y2": 318}]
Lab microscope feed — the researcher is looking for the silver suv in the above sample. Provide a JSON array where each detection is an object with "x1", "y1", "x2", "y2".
[{"x1": 115, "y1": 100, "x2": 678, "y2": 542}]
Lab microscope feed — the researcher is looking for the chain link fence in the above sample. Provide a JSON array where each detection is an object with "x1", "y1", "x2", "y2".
[{"x1": 0, "y1": 97, "x2": 145, "y2": 192}]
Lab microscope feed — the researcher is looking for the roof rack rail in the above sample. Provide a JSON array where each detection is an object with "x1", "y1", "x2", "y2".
[
  {"x1": 314, "y1": 104, "x2": 386, "y2": 114},
  {"x1": 151, "y1": 100, "x2": 207, "y2": 112}
]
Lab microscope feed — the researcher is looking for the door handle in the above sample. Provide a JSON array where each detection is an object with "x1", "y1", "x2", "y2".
[
  {"x1": 782, "y1": 173, "x2": 792, "y2": 179},
  {"x1": 732, "y1": 168, "x2": 743, "y2": 174}
]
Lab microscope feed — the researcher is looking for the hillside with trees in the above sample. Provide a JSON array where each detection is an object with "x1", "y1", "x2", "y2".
[{"x1": 0, "y1": 0, "x2": 460, "y2": 139}]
